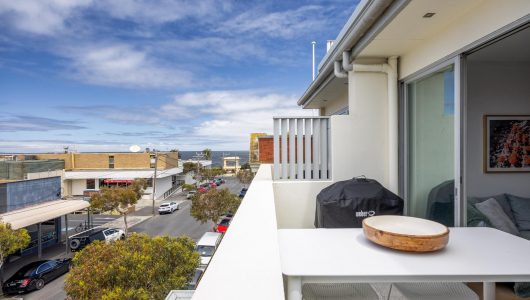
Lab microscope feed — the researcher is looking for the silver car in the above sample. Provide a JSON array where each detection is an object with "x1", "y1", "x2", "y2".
[{"x1": 158, "y1": 202, "x2": 179, "y2": 215}]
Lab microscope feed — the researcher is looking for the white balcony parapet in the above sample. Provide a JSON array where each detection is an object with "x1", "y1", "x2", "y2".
[{"x1": 273, "y1": 116, "x2": 330, "y2": 181}]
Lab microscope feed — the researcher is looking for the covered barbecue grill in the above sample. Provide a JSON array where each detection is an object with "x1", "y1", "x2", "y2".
[{"x1": 315, "y1": 176, "x2": 404, "y2": 228}]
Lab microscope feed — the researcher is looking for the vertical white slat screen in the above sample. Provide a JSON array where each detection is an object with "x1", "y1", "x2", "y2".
[
  {"x1": 273, "y1": 119, "x2": 280, "y2": 180},
  {"x1": 281, "y1": 119, "x2": 288, "y2": 180},
  {"x1": 297, "y1": 119, "x2": 304, "y2": 179},
  {"x1": 305, "y1": 119, "x2": 312, "y2": 179},
  {"x1": 289, "y1": 119, "x2": 296, "y2": 180},
  {"x1": 312, "y1": 118, "x2": 320, "y2": 179},
  {"x1": 320, "y1": 118, "x2": 328, "y2": 180},
  {"x1": 273, "y1": 117, "x2": 330, "y2": 181}
]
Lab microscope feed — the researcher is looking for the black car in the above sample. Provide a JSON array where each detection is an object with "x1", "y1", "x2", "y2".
[{"x1": 3, "y1": 259, "x2": 73, "y2": 294}]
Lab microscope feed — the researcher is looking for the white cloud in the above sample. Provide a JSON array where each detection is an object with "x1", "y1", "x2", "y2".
[
  {"x1": 60, "y1": 44, "x2": 194, "y2": 89},
  {"x1": 0, "y1": 0, "x2": 93, "y2": 35},
  {"x1": 95, "y1": 0, "x2": 232, "y2": 24},
  {"x1": 0, "y1": 0, "x2": 230, "y2": 36},
  {"x1": 160, "y1": 90, "x2": 312, "y2": 146},
  {"x1": 217, "y1": 5, "x2": 328, "y2": 39}
]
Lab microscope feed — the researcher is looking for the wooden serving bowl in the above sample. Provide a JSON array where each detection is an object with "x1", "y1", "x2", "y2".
[{"x1": 362, "y1": 216, "x2": 449, "y2": 252}]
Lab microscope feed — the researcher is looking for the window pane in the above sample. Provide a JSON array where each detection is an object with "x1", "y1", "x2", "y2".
[
  {"x1": 407, "y1": 65, "x2": 455, "y2": 227},
  {"x1": 86, "y1": 179, "x2": 95, "y2": 189}
]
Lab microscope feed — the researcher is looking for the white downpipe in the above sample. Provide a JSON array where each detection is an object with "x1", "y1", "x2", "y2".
[{"x1": 340, "y1": 51, "x2": 399, "y2": 193}]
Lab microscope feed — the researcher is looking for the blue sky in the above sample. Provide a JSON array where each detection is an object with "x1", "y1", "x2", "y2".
[{"x1": 0, "y1": 0, "x2": 358, "y2": 152}]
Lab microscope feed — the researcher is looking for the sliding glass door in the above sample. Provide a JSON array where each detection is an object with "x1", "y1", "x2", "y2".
[{"x1": 403, "y1": 58, "x2": 461, "y2": 227}]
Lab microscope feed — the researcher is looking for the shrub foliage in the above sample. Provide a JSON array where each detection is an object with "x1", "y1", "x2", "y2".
[{"x1": 64, "y1": 234, "x2": 200, "y2": 300}]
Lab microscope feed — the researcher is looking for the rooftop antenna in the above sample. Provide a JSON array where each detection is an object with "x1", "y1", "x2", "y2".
[
  {"x1": 312, "y1": 41, "x2": 319, "y2": 117},
  {"x1": 312, "y1": 41, "x2": 316, "y2": 81}
]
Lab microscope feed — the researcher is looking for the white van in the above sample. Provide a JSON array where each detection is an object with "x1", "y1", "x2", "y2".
[{"x1": 196, "y1": 232, "x2": 222, "y2": 268}]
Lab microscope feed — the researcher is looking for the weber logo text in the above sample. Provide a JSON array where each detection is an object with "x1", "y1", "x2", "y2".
[{"x1": 356, "y1": 210, "x2": 376, "y2": 217}]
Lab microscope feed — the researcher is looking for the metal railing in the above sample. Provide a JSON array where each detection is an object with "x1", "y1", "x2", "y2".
[
  {"x1": 273, "y1": 116, "x2": 330, "y2": 180},
  {"x1": 163, "y1": 181, "x2": 185, "y2": 199}
]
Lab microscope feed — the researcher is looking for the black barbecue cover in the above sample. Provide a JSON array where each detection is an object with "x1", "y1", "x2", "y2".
[{"x1": 315, "y1": 176, "x2": 404, "y2": 228}]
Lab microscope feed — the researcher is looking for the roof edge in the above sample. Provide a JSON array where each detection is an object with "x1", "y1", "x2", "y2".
[{"x1": 298, "y1": 0, "x2": 411, "y2": 107}]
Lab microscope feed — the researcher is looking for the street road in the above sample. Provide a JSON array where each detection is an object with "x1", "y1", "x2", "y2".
[{"x1": 6, "y1": 177, "x2": 245, "y2": 300}]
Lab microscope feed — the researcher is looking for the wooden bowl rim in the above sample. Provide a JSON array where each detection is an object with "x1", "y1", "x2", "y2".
[{"x1": 362, "y1": 215, "x2": 450, "y2": 239}]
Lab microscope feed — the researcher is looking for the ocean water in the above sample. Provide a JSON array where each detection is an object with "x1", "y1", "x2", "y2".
[{"x1": 179, "y1": 151, "x2": 249, "y2": 168}]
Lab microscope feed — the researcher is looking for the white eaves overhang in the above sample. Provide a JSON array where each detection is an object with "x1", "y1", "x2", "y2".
[
  {"x1": 65, "y1": 167, "x2": 183, "y2": 180},
  {"x1": 301, "y1": 73, "x2": 348, "y2": 109},
  {"x1": 0, "y1": 200, "x2": 90, "y2": 230},
  {"x1": 297, "y1": 0, "x2": 411, "y2": 108}
]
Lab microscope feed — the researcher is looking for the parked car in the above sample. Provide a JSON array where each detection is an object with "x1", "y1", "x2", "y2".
[
  {"x1": 158, "y1": 202, "x2": 179, "y2": 215},
  {"x1": 197, "y1": 187, "x2": 207, "y2": 193},
  {"x1": 69, "y1": 228, "x2": 125, "y2": 252},
  {"x1": 216, "y1": 217, "x2": 232, "y2": 233},
  {"x1": 209, "y1": 182, "x2": 216, "y2": 188},
  {"x1": 187, "y1": 269, "x2": 203, "y2": 290},
  {"x1": 226, "y1": 212, "x2": 234, "y2": 218},
  {"x1": 2, "y1": 259, "x2": 73, "y2": 294},
  {"x1": 187, "y1": 191, "x2": 196, "y2": 199},
  {"x1": 218, "y1": 178, "x2": 225, "y2": 184},
  {"x1": 196, "y1": 232, "x2": 222, "y2": 268},
  {"x1": 241, "y1": 188, "x2": 248, "y2": 192},
  {"x1": 213, "y1": 179, "x2": 221, "y2": 186},
  {"x1": 238, "y1": 191, "x2": 246, "y2": 198}
]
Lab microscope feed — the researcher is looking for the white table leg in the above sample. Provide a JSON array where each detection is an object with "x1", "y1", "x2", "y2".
[
  {"x1": 287, "y1": 276, "x2": 302, "y2": 300},
  {"x1": 484, "y1": 282, "x2": 495, "y2": 300}
]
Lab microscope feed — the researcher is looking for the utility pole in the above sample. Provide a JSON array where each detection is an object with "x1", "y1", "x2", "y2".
[
  {"x1": 152, "y1": 150, "x2": 158, "y2": 215},
  {"x1": 193, "y1": 153, "x2": 205, "y2": 186}
]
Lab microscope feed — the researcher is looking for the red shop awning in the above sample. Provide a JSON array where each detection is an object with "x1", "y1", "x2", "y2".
[{"x1": 104, "y1": 179, "x2": 133, "y2": 183}]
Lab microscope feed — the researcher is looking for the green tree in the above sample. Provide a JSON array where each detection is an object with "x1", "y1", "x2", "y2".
[
  {"x1": 202, "y1": 148, "x2": 212, "y2": 160},
  {"x1": 90, "y1": 178, "x2": 147, "y2": 237},
  {"x1": 0, "y1": 219, "x2": 31, "y2": 276},
  {"x1": 182, "y1": 183, "x2": 196, "y2": 191},
  {"x1": 64, "y1": 234, "x2": 200, "y2": 300},
  {"x1": 236, "y1": 169, "x2": 255, "y2": 188},
  {"x1": 182, "y1": 162, "x2": 201, "y2": 174},
  {"x1": 240, "y1": 162, "x2": 250, "y2": 170},
  {"x1": 190, "y1": 188, "x2": 240, "y2": 231},
  {"x1": 169, "y1": 149, "x2": 182, "y2": 159}
]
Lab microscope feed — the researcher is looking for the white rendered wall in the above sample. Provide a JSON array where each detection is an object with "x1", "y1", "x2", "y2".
[
  {"x1": 399, "y1": 0, "x2": 530, "y2": 79},
  {"x1": 466, "y1": 62, "x2": 530, "y2": 198},
  {"x1": 273, "y1": 180, "x2": 333, "y2": 229},
  {"x1": 273, "y1": 70, "x2": 390, "y2": 229},
  {"x1": 71, "y1": 179, "x2": 86, "y2": 196},
  {"x1": 338, "y1": 69, "x2": 389, "y2": 185},
  {"x1": 154, "y1": 176, "x2": 172, "y2": 200}
]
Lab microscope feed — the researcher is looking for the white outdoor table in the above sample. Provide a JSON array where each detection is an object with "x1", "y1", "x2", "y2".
[{"x1": 278, "y1": 227, "x2": 530, "y2": 300}]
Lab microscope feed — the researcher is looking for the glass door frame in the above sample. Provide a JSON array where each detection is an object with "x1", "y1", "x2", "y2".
[{"x1": 399, "y1": 55, "x2": 464, "y2": 227}]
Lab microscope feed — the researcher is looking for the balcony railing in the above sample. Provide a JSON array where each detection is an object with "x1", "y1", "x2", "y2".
[{"x1": 273, "y1": 116, "x2": 330, "y2": 180}]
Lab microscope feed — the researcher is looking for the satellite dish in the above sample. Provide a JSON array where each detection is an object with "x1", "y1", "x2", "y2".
[{"x1": 129, "y1": 145, "x2": 141, "y2": 152}]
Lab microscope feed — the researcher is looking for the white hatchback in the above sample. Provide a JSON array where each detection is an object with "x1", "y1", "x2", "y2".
[{"x1": 158, "y1": 202, "x2": 179, "y2": 215}]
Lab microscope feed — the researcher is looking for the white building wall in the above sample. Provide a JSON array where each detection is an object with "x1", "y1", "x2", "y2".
[
  {"x1": 273, "y1": 69, "x2": 390, "y2": 229},
  {"x1": 154, "y1": 176, "x2": 172, "y2": 200},
  {"x1": 399, "y1": 0, "x2": 530, "y2": 79},
  {"x1": 71, "y1": 179, "x2": 86, "y2": 196},
  {"x1": 338, "y1": 68, "x2": 389, "y2": 185}
]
